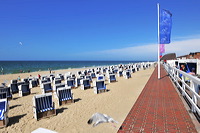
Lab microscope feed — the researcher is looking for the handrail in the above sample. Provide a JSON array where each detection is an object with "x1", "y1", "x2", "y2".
[{"x1": 163, "y1": 63, "x2": 200, "y2": 115}]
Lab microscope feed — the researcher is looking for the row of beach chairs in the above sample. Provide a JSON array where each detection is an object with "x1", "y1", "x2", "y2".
[{"x1": 0, "y1": 62, "x2": 153, "y2": 126}]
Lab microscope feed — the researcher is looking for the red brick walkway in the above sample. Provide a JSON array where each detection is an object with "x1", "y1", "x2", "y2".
[{"x1": 118, "y1": 66, "x2": 197, "y2": 133}]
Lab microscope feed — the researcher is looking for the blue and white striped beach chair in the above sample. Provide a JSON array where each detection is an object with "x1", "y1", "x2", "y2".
[
  {"x1": 85, "y1": 75, "x2": 92, "y2": 82},
  {"x1": 56, "y1": 87, "x2": 74, "y2": 106},
  {"x1": 118, "y1": 71, "x2": 123, "y2": 77},
  {"x1": 42, "y1": 82, "x2": 53, "y2": 94},
  {"x1": 75, "y1": 77, "x2": 82, "y2": 87},
  {"x1": 91, "y1": 73, "x2": 96, "y2": 78},
  {"x1": 0, "y1": 99, "x2": 9, "y2": 127},
  {"x1": 19, "y1": 84, "x2": 31, "y2": 97},
  {"x1": 80, "y1": 79, "x2": 91, "y2": 90},
  {"x1": 9, "y1": 83, "x2": 19, "y2": 94},
  {"x1": 0, "y1": 87, "x2": 12, "y2": 100},
  {"x1": 65, "y1": 79, "x2": 75, "y2": 88},
  {"x1": 108, "y1": 74, "x2": 116, "y2": 83},
  {"x1": 123, "y1": 70, "x2": 131, "y2": 79},
  {"x1": 33, "y1": 93, "x2": 56, "y2": 120},
  {"x1": 93, "y1": 80, "x2": 106, "y2": 94}
]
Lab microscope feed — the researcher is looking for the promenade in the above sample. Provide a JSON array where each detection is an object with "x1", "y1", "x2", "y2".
[{"x1": 118, "y1": 66, "x2": 198, "y2": 132}]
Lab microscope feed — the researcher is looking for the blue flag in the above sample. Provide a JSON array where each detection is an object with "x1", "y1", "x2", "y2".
[{"x1": 159, "y1": 9, "x2": 172, "y2": 44}]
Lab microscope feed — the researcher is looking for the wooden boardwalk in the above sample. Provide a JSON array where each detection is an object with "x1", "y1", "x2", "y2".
[{"x1": 118, "y1": 66, "x2": 198, "y2": 133}]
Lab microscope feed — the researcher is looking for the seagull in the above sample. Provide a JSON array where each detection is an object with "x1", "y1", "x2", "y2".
[
  {"x1": 19, "y1": 42, "x2": 23, "y2": 45},
  {"x1": 87, "y1": 113, "x2": 118, "y2": 127}
]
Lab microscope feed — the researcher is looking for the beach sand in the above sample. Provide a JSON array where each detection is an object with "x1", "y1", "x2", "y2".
[{"x1": 0, "y1": 66, "x2": 154, "y2": 133}]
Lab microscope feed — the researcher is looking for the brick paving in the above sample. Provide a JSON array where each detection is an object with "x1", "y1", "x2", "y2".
[{"x1": 118, "y1": 66, "x2": 197, "y2": 133}]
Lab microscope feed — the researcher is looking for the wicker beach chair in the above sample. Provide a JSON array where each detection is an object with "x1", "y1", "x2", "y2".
[
  {"x1": 108, "y1": 74, "x2": 116, "y2": 83},
  {"x1": 9, "y1": 83, "x2": 19, "y2": 94},
  {"x1": 33, "y1": 93, "x2": 56, "y2": 120},
  {"x1": 91, "y1": 72, "x2": 96, "y2": 78},
  {"x1": 85, "y1": 75, "x2": 92, "y2": 82},
  {"x1": 0, "y1": 99, "x2": 9, "y2": 127},
  {"x1": 80, "y1": 79, "x2": 90, "y2": 90},
  {"x1": 29, "y1": 79, "x2": 38, "y2": 88},
  {"x1": 19, "y1": 84, "x2": 31, "y2": 97},
  {"x1": 93, "y1": 80, "x2": 106, "y2": 94},
  {"x1": 56, "y1": 87, "x2": 74, "y2": 106},
  {"x1": 42, "y1": 82, "x2": 53, "y2": 94},
  {"x1": 75, "y1": 77, "x2": 82, "y2": 87},
  {"x1": 65, "y1": 79, "x2": 75, "y2": 89},
  {"x1": 117, "y1": 71, "x2": 123, "y2": 77},
  {"x1": 0, "y1": 87, "x2": 12, "y2": 100},
  {"x1": 123, "y1": 70, "x2": 131, "y2": 79}
]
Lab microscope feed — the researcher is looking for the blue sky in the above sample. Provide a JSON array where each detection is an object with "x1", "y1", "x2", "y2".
[{"x1": 0, "y1": 0, "x2": 200, "y2": 61}]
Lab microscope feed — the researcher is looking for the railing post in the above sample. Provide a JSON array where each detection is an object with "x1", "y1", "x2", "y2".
[
  {"x1": 191, "y1": 82, "x2": 198, "y2": 112},
  {"x1": 181, "y1": 75, "x2": 186, "y2": 96},
  {"x1": 175, "y1": 69, "x2": 180, "y2": 88}
]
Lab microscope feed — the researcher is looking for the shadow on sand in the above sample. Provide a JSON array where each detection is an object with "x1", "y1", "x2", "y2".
[
  {"x1": 74, "y1": 98, "x2": 82, "y2": 103},
  {"x1": 10, "y1": 104, "x2": 22, "y2": 110},
  {"x1": 8, "y1": 114, "x2": 27, "y2": 126},
  {"x1": 56, "y1": 107, "x2": 68, "y2": 114}
]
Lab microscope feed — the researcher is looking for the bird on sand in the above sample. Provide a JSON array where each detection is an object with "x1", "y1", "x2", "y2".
[{"x1": 87, "y1": 113, "x2": 118, "y2": 127}]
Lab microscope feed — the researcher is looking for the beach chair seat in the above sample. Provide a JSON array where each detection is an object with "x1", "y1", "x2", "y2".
[
  {"x1": 42, "y1": 82, "x2": 53, "y2": 94},
  {"x1": 93, "y1": 80, "x2": 106, "y2": 94},
  {"x1": 108, "y1": 74, "x2": 116, "y2": 83},
  {"x1": 80, "y1": 79, "x2": 90, "y2": 90},
  {"x1": 33, "y1": 93, "x2": 56, "y2": 120},
  {"x1": 9, "y1": 83, "x2": 19, "y2": 94},
  {"x1": 0, "y1": 87, "x2": 12, "y2": 100},
  {"x1": 0, "y1": 99, "x2": 9, "y2": 127},
  {"x1": 56, "y1": 87, "x2": 74, "y2": 106},
  {"x1": 19, "y1": 84, "x2": 31, "y2": 97},
  {"x1": 65, "y1": 79, "x2": 75, "y2": 88}
]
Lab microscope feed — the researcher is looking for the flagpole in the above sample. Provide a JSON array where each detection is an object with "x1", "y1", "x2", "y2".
[{"x1": 157, "y1": 3, "x2": 160, "y2": 79}]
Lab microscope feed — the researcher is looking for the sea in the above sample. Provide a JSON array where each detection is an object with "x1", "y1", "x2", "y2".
[{"x1": 0, "y1": 61, "x2": 147, "y2": 75}]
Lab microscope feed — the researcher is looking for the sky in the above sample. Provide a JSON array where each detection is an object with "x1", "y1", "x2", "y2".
[{"x1": 0, "y1": 0, "x2": 200, "y2": 61}]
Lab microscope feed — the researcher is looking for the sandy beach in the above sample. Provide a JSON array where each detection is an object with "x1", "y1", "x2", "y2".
[{"x1": 0, "y1": 66, "x2": 154, "y2": 133}]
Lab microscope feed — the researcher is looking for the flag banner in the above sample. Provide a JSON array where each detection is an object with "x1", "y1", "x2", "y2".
[
  {"x1": 160, "y1": 44, "x2": 165, "y2": 53},
  {"x1": 159, "y1": 9, "x2": 172, "y2": 44}
]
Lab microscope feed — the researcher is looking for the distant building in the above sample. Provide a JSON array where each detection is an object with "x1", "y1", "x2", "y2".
[{"x1": 177, "y1": 52, "x2": 200, "y2": 59}]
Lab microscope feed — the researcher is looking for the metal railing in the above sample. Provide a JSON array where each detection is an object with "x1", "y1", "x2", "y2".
[{"x1": 164, "y1": 63, "x2": 200, "y2": 117}]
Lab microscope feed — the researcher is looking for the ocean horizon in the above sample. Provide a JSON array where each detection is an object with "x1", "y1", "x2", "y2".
[{"x1": 0, "y1": 60, "x2": 151, "y2": 75}]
